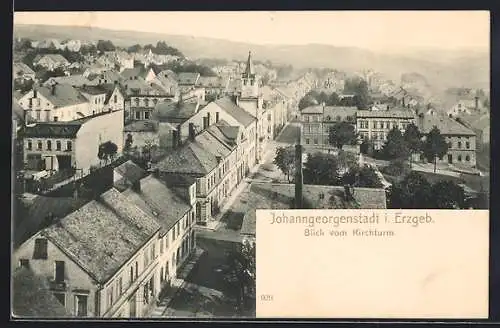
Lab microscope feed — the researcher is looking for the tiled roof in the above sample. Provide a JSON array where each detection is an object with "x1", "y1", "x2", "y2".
[
  {"x1": 197, "y1": 76, "x2": 225, "y2": 88},
  {"x1": 12, "y1": 267, "x2": 71, "y2": 318},
  {"x1": 214, "y1": 97, "x2": 256, "y2": 127},
  {"x1": 35, "y1": 54, "x2": 70, "y2": 64},
  {"x1": 154, "y1": 101, "x2": 198, "y2": 122},
  {"x1": 206, "y1": 120, "x2": 239, "y2": 147},
  {"x1": 458, "y1": 113, "x2": 490, "y2": 131},
  {"x1": 45, "y1": 75, "x2": 96, "y2": 87},
  {"x1": 13, "y1": 62, "x2": 35, "y2": 75},
  {"x1": 157, "y1": 70, "x2": 177, "y2": 81},
  {"x1": 41, "y1": 189, "x2": 160, "y2": 284},
  {"x1": 21, "y1": 122, "x2": 83, "y2": 138},
  {"x1": 124, "y1": 120, "x2": 159, "y2": 133},
  {"x1": 154, "y1": 130, "x2": 230, "y2": 175},
  {"x1": 113, "y1": 160, "x2": 147, "y2": 192},
  {"x1": 177, "y1": 72, "x2": 200, "y2": 85},
  {"x1": 301, "y1": 105, "x2": 357, "y2": 117},
  {"x1": 120, "y1": 67, "x2": 149, "y2": 80},
  {"x1": 37, "y1": 84, "x2": 89, "y2": 108},
  {"x1": 240, "y1": 183, "x2": 387, "y2": 236},
  {"x1": 122, "y1": 78, "x2": 155, "y2": 95},
  {"x1": 417, "y1": 113, "x2": 476, "y2": 136},
  {"x1": 122, "y1": 176, "x2": 191, "y2": 235},
  {"x1": 14, "y1": 194, "x2": 91, "y2": 248},
  {"x1": 12, "y1": 98, "x2": 24, "y2": 121},
  {"x1": 356, "y1": 108, "x2": 415, "y2": 119},
  {"x1": 77, "y1": 85, "x2": 108, "y2": 95}
]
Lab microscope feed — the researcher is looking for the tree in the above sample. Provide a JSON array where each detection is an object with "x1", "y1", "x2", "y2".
[
  {"x1": 381, "y1": 127, "x2": 410, "y2": 160},
  {"x1": 403, "y1": 123, "x2": 422, "y2": 168},
  {"x1": 154, "y1": 41, "x2": 184, "y2": 57},
  {"x1": 273, "y1": 146, "x2": 296, "y2": 182},
  {"x1": 124, "y1": 133, "x2": 133, "y2": 152},
  {"x1": 127, "y1": 44, "x2": 142, "y2": 53},
  {"x1": 342, "y1": 165, "x2": 383, "y2": 188},
  {"x1": 421, "y1": 126, "x2": 449, "y2": 173},
  {"x1": 303, "y1": 152, "x2": 340, "y2": 185},
  {"x1": 80, "y1": 43, "x2": 98, "y2": 56},
  {"x1": 326, "y1": 92, "x2": 340, "y2": 106},
  {"x1": 98, "y1": 141, "x2": 118, "y2": 164},
  {"x1": 298, "y1": 96, "x2": 318, "y2": 110},
  {"x1": 359, "y1": 139, "x2": 374, "y2": 155},
  {"x1": 225, "y1": 240, "x2": 256, "y2": 313},
  {"x1": 430, "y1": 180, "x2": 465, "y2": 209},
  {"x1": 343, "y1": 77, "x2": 371, "y2": 110},
  {"x1": 328, "y1": 122, "x2": 357, "y2": 150},
  {"x1": 388, "y1": 171, "x2": 432, "y2": 208},
  {"x1": 14, "y1": 38, "x2": 33, "y2": 52},
  {"x1": 317, "y1": 91, "x2": 329, "y2": 105},
  {"x1": 96, "y1": 40, "x2": 116, "y2": 53}
]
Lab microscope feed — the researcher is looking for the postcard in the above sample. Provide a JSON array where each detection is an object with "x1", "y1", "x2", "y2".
[{"x1": 11, "y1": 10, "x2": 490, "y2": 320}]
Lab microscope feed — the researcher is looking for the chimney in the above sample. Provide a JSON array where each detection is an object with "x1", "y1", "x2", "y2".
[
  {"x1": 189, "y1": 123, "x2": 195, "y2": 141},
  {"x1": 294, "y1": 124, "x2": 303, "y2": 209},
  {"x1": 386, "y1": 105, "x2": 390, "y2": 110},
  {"x1": 172, "y1": 130, "x2": 178, "y2": 148},
  {"x1": 215, "y1": 155, "x2": 222, "y2": 164},
  {"x1": 475, "y1": 96, "x2": 479, "y2": 110}
]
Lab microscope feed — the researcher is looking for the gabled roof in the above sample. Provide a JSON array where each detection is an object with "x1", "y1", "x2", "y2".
[
  {"x1": 154, "y1": 130, "x2": 231, "y2": 175},
  {"x1": 122, "y1": 175, "x2": 191, "y2": 235},
  {"x1": 12, "y1": 267, "x2": 71, "y2": 318},
  {"x1": 214, "y1": 97, "x2": 256, "y2": 127},
  {"x1": 35, "y1": 54, "x2": 70, "y2": 65},
  {"x1": 44, "y1": 75, "x2": 96, "y2": 88},
  {"x1": 40, "y1": 188, "x2": 160, "y2": 284},
  {"x1": 37, "y1": 84, "x2": 89, "y2": 108},
  {"x1": 113, "y1": 160, "x2": 147, "y2": 192},
  {"x1": 21, "y1": 122, "x2": 83, "y2": 138},
  {"x1": 13, "y1": 62, "x2": 35, "y2": 75},
  {"x1": 77, "y1": 85, "x2": 108, "y2": 96},
  {"x1": 418, "y1": 113, "x2": 476, "y2": 136},
  {"x1": 157, "y1": 70, "x2": 178, "y2": 81},
  {"x1": 356, "y1": 108, "x2": 415, "y2": 119},
  {"x1": 177, "y1": 72, "x2": 200, "y2": 85},
  {"x1": 206, "y1": 120, "x2": 239, "y2": 147},
  {"x1": 120, "y1": 66, "x2": 151, "y2": 81},
  {"x1": 242, "y1": 51, "x2": 255, "y2": 78}
]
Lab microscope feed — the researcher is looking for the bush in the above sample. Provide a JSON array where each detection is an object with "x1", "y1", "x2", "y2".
[{"x1": 380, "y1": 159, "x2": 411, "y2": 177}]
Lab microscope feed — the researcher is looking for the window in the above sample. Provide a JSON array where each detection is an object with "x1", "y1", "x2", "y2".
[
  {"x1": 27, "y1": 140, "x2": 32, "y2": 150},
  {"x1": 114, "y1": 95, "x2": 118, "y2": 103},
  {"x1": 172, "y1": 226, "x2": 176, "y2": 240},
  {"x1": 458, "y1": 155, "x2": 462, "y2": 161},
  {"x1": 144, "y1": 98, "x2": 150, "y2": 107},
  {"x1": 135, "y1": 261, "x2": 138, "y2": 279},
  {"x1": 135, "y1": 111, "x2": 141, "y2": 119},
  {"x1": 305, "y1": 116, "x2": 310, "y2": 122},
  {"x1": 448, "y1": 142, "x2": 452, "y2": 148},
  {"x1": 305, "y1": 138, "x2": 310, "y2": 145},
  {"x1": 36, "y1": 110, "x2": 41, "y2": 120},
  {"x1": 75, "y1": 295, "x2": 88, "y2": 317},
  {"x1": 107, "y1": 286, "x2": 114, "y2": 308},
  {"x1": 160, "y1": 238, "x2": 164, "y2": 254},
  {"x1": 33, "y1": 238, "x2": 48, "y2": 259},
  {"x1": 54, "y1": 261, "x2": 65, "y2": 282},
  {"x1": 313, "y1": 138, "x2": 318, "y2": 145},
  {"x1": 151, "y1": 243, "x2": 156, "y2": 260},
  {"x1": 144, "y1": 111, "x2": 150, "y2": 119},
  {"x1": 466, "y1": 155, "x2": 470, "y2": 162},
  {"x1": 458, "y1": 142, "x2": 462, "y2": 149},
  {"x1": 54, "y1": 293, "x2": 65, "y2": 306},
  {"x1": 47, "y1": 140, "x2": 52, "y2": 150},
  {"x1": 177, "y1": 222, "x2": 181, "y2": 237},
  {"x1": 94, "y1": 99, "x2": 98, "y2": 105},
  {"x1": 216, "y1": 112, "x2": 220, "y2": 122},
  {"x1": 66, "y1": 141, "x2": 72, "y2": 151},
  {"x1": 466, "y1": 141, "x2": 470, "y2": 149},
  {"x1": 19, "y1": 259, "x2": 29, "y2": 269},
  {"x1": 37, "y1": 141, "x2": 42, "y2": 150},
  {"x1": 144, "y1": 251, "x2": 149, "y2": 268},
  {"x1": 130, "y1": 266, "x2": 134, "y2": 284},
  {"x1": 118, "y1": 277, "x2": 123, "y2": 297},
  {"x1": 165, "y1": 233, "x2": 169, "y2": 250},
  {"x1": 191, "y1": 212, "x2": 195, "y2": 224}
]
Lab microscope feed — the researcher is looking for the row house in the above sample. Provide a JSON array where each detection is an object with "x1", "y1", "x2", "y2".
[
  {"x1": 44, "y1": 75, "x2": 98, "y2": 88},
  {"x1": 21, "y1": 110, "x2": 124, "y2": 174},
  {"x1": 12, "y1": 188, "x2": 162, "y2": 318},
  {"x1": 18, "y1": 83, "x2": 91, "y2": 123},
  {"x1": 76, "y1": 85, "x2": 108, "y2": 115},
  {"x1": 300, "y1": 105, "x2": 357, "y2": 146},
  {"x1": 356, "y1": 108, "x2": 416, "y2": 149},
  {"x1": 33, "y1": 54, "x2": 70, "y2": 71},
  {"x1": 121, "y1": 173, "x2": 197, "y2": 302},
  {"x1": 152, "y1": 126, "x2": 241, "y2": 224},
  {"x1": 260, "y1": 85, "x2": 289, "y2": 138},
  {"x1": 417, "y1": 110, "x2": 477, "y2": 167}
]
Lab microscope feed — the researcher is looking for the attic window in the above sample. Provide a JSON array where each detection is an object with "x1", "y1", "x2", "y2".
[{"x1": 319, "y1": 193, "x2": 325, "y2": 200}]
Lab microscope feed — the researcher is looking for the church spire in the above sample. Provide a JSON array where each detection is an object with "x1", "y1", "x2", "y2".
[{"x1": 244, "y1": 51, "x2": 255, "y2": 78}]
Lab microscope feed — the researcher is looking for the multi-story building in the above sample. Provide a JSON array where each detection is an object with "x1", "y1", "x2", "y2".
[
  {"x1": 12, "y1": 188, "x2": 162, "y2": 318},
  {"x1": 18, "y1": 83, "x2": 91, "y2": 123},
  {"x1": 33, "y1": 54, "x2": 70, "y2": 71},
  {"x1": 416, "y1": 110, "x2": 477, "y2": 167},
  {"x1": 13, "y1": 62, "x2": 36, "y2": 81},
  {"x1": 121, "y1": 173, "x2": 197, "y2": 299},
  {"x1": 21, "y1": 110, "x2": 124, "y2": 174},
  {"x1": 76, "y1": 85, "x2": 108, "y2": 115},
  {"x1": 300, "y1": 105, "x2": 357, "y2": 147},
  {"x1": 153, "y1": 124, "x2": 243, "y2": 224},
  {"x1": 177, "y1": 73, "x2": 201, "y2": 94},
  {"x1": 356, "y1": 108, "x2": 416, "y2": 149}
]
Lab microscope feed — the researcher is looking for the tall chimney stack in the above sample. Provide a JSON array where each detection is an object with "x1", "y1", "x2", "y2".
[
  {"x1": 189, "y1": 123, "x2": 195, "y2": 141},
  {"x1": 294, "y1": 124, "x2": 303, "y2": 209}
]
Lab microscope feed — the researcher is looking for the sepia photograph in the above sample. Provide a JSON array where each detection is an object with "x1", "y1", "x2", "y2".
[{"x1": 11, "y1": 11, "x2": 490, "y2": 319}]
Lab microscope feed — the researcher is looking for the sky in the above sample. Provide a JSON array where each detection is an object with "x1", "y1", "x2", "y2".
[{"x1": 13, "y1": 11, "x2": 490, "y2": 52}]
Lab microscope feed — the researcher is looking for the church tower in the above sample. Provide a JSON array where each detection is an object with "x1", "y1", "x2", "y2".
[{"x1": 240, "y1": 51, "x2": 259, "y2": 99}]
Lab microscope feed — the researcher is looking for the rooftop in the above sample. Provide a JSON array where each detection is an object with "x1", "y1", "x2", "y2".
[
  {"x1": 124, "y1": 120, "x2": 159, "y2": 133},
  {"x1": 418, "y1": 113, "x2": 476, "y2": 136},
  {"x1": 177, "y1": 72, "x2": 200, "y2": 85},
  {"x1": 356, "y1": 108, "x2": 415, "y2": 119},
  {"x1": 214, "y1": 97, "x2": 256, "y2": 127},
  {"x1": 13, "y1": 62, "x2": 35, "y2": 75},
  {"x1": 37, "y1": 84, "x2": 89, "y2": 108},
  {"x1": 240, "y1": 183, "x2": 387, "y2": 236},
  {"x1": 41, "y1": 188, "x2": 160, "y2": 284},
  {"x1": 122, "y1": 175, "x2": 191, "y2": 235},
  {"x1": 113, "y1": 160, "x2": 147, "y2": 192},
  {"x1": 153, "y1": 100, "x2": 198, "y2": 122},
  {"x1": 35, "y1": 54, "x2": 70, "y2": 64},
  {"x1": 45, "y1": 75, "x2": 95, "y2": 88}
]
